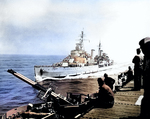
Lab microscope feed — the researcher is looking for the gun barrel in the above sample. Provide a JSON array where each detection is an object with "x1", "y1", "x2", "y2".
[
  {"x1": 7, "y1": 69, "x2": 46, "y2": 92},
  {"x1": 7, "y1": 69, "x2": 73, "y2": 105}
]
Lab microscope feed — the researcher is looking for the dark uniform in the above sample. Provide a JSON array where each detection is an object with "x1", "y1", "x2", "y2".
[
  {"x1": 125, "y1": 66, "x2": 133, "y2": 82},
  {"x1": 132, "y1": 48, "x2": 143, "y2": 90},
  {"x1": 104, "y1": 73, "x2": 115, "y2": 90},
  {"x1": 139, "y1": 37, "x2": 150, "y2": 118}
]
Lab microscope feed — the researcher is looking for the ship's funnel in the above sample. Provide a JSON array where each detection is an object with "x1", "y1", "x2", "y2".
[{"x1": 91, "y1": 49, "x2": 95, "y2": 59}]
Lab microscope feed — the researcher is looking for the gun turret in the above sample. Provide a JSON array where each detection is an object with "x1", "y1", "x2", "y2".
[{"x1": 7, "y1": 69, "x2": 96, "y2": 118}]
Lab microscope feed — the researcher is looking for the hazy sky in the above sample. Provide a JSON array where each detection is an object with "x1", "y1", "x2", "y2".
[{"x1": 0, "y1": 0, "x2": 150, "y2": 63}]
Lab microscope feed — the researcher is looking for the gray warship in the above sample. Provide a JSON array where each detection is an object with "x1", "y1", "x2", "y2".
[{"x1": 34, "y1": 31, "x2": 113, "y2": 82}]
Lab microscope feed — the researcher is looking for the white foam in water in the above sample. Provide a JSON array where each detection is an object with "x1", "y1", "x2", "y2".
[{"x1": 39, "y1": 61, "x2": 133, "y2": 81}]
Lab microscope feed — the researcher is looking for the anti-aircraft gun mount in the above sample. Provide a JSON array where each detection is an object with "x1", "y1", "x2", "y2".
[{"x1": 4, "y1": 69, "x2": 97, "y2": 119}]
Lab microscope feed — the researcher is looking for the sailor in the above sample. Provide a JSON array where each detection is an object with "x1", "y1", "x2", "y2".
[
  {"x1": 132, "y1": 48, "x2": 143, "y2": 90},
  {"x1": 124, "y1": 66, "x2": 134, "y2": 83},
  {"x1": 26, "y1": 103, "x2": 33, "y2": 112},
  {"x1": 104, "y1": 73, "x2": 115, "y2": 91},
  {"x1": 139, "y1": 37, "x2": 150, "y2": 118},
  {"x1": 96, "y1": 77, "x2": 114, "y2": 108}
]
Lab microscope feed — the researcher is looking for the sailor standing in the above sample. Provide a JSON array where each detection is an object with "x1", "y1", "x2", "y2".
[
  {"x1": 139, "y1": 37, "x2": 150, "y2": 118},
  {"x1": 132, "y1": 48, "x2": 143, "y2": 90}
]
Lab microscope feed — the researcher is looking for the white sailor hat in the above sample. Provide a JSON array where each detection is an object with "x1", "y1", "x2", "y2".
[
  {"x1": 139, "y1": 37, "x2": 150, "y2": 56},
  {"x1": 144, "y1": 37, "x2": 150, "y2": 44},
  {"x1": 139, "y1": 37, "x2": 150, "y2": 46}
]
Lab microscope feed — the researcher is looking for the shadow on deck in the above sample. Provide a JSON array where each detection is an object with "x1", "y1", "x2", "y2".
[{"x1": 80, "y1": 80, "x2": 144, "y2": 119}]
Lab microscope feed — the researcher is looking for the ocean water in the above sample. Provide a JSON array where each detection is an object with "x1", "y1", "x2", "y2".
[
  {"x1": 0, "y1": 54, "x2": 133, "y2": 115},
  {"x1": 0, "y1": 54, "x2": 64, "y2": 114}
]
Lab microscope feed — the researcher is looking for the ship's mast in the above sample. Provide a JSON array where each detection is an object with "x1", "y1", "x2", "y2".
[
  {"x1": 98, "y1": 41, "x2": 101, "y2": 57},
  {"x1": 78, "y1": 31, "x2": 85, "y2": 50}
]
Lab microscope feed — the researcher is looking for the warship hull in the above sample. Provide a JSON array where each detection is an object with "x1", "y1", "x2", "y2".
[{"x1": 34, "y1": 65, "x2": 102, "y2": 82}]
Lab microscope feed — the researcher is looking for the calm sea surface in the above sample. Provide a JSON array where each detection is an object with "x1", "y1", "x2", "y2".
[
  {"x1": 0, "y1": 54, "x2": 132, "y2": 115},
  {"x1": 0, "y1": 54, "x2": 66, "y2": 114}
]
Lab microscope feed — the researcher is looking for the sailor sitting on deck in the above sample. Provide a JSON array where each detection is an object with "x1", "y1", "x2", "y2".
[
  {"x1": 104, "y1": 73, "x2": 115, "y2": 91},
  {"x1": 96, "y1": 77, "x2": 114, "y2": 108}
]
